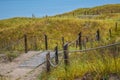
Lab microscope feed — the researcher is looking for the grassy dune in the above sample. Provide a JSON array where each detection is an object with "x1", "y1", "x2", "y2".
[
  {"x1": 0, "y1": 4, "x2": 120, "y2": 80},
  {"x1": 39, "y1": 49, "x2": 120, "y2": 80},
  {"x1": 0, "y1": 17, "x2": 119, "y2": 43}
]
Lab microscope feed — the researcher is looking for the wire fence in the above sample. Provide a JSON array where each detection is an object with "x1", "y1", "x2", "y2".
[
  {"x1": 45, "y1": 25, "x2": 120, "y2": 73},
  {"x1": 0, "y1": 25, "x2": 118, "y2": 52},
  {"x1": 46, "y1": 41, "x2": 120, "y2": 73},
  {"x1": 0, "y1": 23, "x2": 119, "y2": 72}
]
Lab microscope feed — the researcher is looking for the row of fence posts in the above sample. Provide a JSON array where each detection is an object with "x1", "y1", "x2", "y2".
[
  {"x1": 22, "y1": 27, "x2": 113, "y2": 54},
  {"x1": 46, "y1": 43, "x2": 69, "y2": 72},
  {"x1": 76, "y1": 29, "x2": 101, "y2": 49},
  {"x1": 4, "y1": 21, "x2": 118, "y2": 53},
  {"x1": 7, "y1": 27, "x2": 114, "y2": 52},
  {"x1": 46, "y1": 45, "x2": 58, "y2": 72},
  {"x1": 23, "y1": 34, "x2": 65, "y2": 53},
  {"x1": 45, "y1": 26, "x2": 118, "y2": 72},
  {"x1": 0, "y1": 22, "x2": 118, "y2": 51},
  {"x1": 0, "y1": 22, "x2": 118, "y2": 73}
]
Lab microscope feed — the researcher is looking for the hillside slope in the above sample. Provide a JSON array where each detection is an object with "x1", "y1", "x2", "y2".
[
  {"x1": 0, "y1": 4, "x2": 120, "y2": 50},
  {"x1": 55, "y1": 4, "x2": 120, "y2": 19}
]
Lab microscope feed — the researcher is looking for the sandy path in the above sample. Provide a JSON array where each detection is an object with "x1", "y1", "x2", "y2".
[
  {"x1": 19, "y1": 64, "x2": 45, "y2": 80},
  {"x1": 0, "y1": 51, "x2": 43, "y2": 80}
]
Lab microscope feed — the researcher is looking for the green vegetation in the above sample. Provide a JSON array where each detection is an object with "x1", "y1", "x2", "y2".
[
  {"x1": 0, "y1": 4, "x2": 120, "y2": 50},
  {"x1": 37, "y1": 4, "x2": 120, "y2": 80},
  {"x1": 5, "y1": 51, "x2": 20, "y2": 62},
  {"x1": 0, "y1": 4, "x2": 120, "y2": 80},
  {"x1": 0, "y1": 18, "x2": 119, "y2": 50},
  {"x1": 56, "y1": 4, "x2": 120, "y2": 19},
  {"x1": 39, "y1": 49, "x2": 120, "y2": 80},
  {"x1": 0, "y1": 76, "x2": 7, "y2": 80}
]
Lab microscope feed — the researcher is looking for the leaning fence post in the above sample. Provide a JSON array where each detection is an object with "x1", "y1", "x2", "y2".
[
  {"x1": 115, "y1": 22, "x2": 118, "y2": 31},
  {"x1": 78, "y1": 32, "x2": 82, "y2": 50},
  {"x1": 63, "y1": 43, "x2": 69, "y2": 66},
  {"x1": 109, "y1": 29, "x2": 112, "y2": 38},
  {"x1": 55, "y1": 46, "x2": 59, "y2": 64},
  {"x1": 96, "y1": 29, "x2": 100, "y2": 41},
  {"x1": 44, "y1": 34, "x2": 48, "y2": 50},
  {"x1": 24, "y1": 34, "x2": 28, "y2": 53},
  {"x1": 46, "y1": 52, "x2": 50, "y2": 72},
  {"x1": 86, "y1": 36, "x2": 89, "y2": 42}
]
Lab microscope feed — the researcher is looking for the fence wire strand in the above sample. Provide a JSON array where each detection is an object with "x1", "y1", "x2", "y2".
[
  {"x1": 68, "y1": 37, "x2": 79, "y2": 46},
  {"x1": 48, "y1": 55, "x2": 64, "y2": 68},
  {"x1": 69, "y1": 42, "x2": 120, "y2": 53}
]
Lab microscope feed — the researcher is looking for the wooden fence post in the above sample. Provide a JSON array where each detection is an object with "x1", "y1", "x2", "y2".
[
  {"x1": 86, "y1": 36, "x2": 89, "y2": 42},
  {"x1": 63, "y1": 43, "x2": 69, "y2": 66},
  {"x1": 109, "y1": 29, "x2": 112, "y2": 38},
  {"x1": 55, "y1": 46, "x2": 59, "y2": 64},
  {"x1": 62, "y1": 37, "x2": 64, "y2": 47},
  {"x1": 44, "y1": 34, "x2": 48, "y2": 50},
  {"x1": 24, "y1": 34, "x2": 28, "y2": 53},
  {"x1": 96, "y1": 29, "x2": 100, "y2": 41},
  {"x1": 78, "y1": 32, "x2": 82, "y2": 50},
  {"x1": 115, "y1": 22, "x2": 118, "y2": 31},
  {"x1": 46, "y1": 52, "x2": 50, "y2": 72}
]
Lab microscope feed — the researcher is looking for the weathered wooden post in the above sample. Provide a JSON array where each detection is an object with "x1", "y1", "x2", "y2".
[
  {"x1": 78, "y1": 32, "x2": 82, "y2": 50},
  {"x1": 46, "y1": 52, "x2": 50, "y2": 72},
  {"x1": 109, "y1": 29, "x2": 112, "y2": 38},
  {"x1": 63, "y1": 43, "x2": 69, "y2": 66},
  {"x1": 55, "y1": 46, "x2": 59, "y2": 64},
  {"x1": 62, "y1": 37, "x2": 64, "y2": 47},
  {"x1": 86, "y1": 36, "x2": 89, "y2": 42},
  {"x1": 96, "y1": 29, "x2": 100, "y2": 41},
  {"x1": 24, "y1": 34, "x2": 28, "y2": 53},
  {"x1": 115, "y1": 22, "x2": 118, "y2": 31},
  {"x1": 44, "y1": 34, "x2": 48, "y2": 50}
]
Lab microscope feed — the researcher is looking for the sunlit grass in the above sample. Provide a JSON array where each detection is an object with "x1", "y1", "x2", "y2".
[
  {"x1": 1, "y1": 17, "x2": 120, "y2": 51},
  {"x1": 39, "y1": 49, "x2": 120, "y2": 80}
]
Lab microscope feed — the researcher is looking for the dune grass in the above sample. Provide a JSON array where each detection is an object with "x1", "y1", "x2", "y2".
[
  {"x1": 39, "y1": 47, "x2": 120, "y2": 80},
  {"x1": 0, "y1": 17, "x2": 119, "y2": 51}
]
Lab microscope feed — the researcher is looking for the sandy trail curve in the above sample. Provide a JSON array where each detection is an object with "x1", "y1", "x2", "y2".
[{"x1": 0, "y1": 51, "x2": 46, "y2": 80}]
